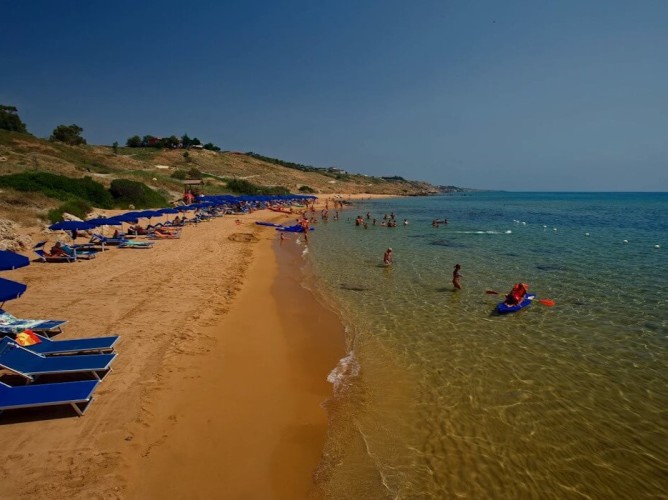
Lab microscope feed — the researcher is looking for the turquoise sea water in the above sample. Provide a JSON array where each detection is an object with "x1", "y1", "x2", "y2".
[{"x1": 302, "y1": 192, "x2": 667, "y2": 499}]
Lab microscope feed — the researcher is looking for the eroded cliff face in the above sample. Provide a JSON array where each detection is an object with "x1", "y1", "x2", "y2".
[{"x1": 0, "y1": 219, "x2": 33, "y2": 251}]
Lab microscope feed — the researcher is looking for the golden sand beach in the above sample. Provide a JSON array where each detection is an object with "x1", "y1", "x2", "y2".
[{"x1": 0, "y1": 195, "x2": 383, "y2": 499}]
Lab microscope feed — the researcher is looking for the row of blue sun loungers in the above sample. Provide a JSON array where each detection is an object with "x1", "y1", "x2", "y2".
[
  {"x1": 0, "y1": 313, "x2": 120, "y2": 417},
  {"x1": 0, "y1": 308, "x2": 67, "y2": 336}
]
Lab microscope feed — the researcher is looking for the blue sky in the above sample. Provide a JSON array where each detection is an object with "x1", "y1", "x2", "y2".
[{"x1": 2, "y1": 0, "x2": 667, "y2": 191}]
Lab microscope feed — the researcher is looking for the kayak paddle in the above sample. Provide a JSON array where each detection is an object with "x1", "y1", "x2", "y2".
[{"x1": 486, "y1": 290, "x2": 555, "y2": 306}]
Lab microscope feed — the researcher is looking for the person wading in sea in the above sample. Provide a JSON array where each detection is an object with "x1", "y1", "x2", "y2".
[
  {"x1": 383, "y1": 248, "x2": 393, "y2": 266},
  {"x1": 452, "y1": 263, "x2": 462, "y2": 290}
]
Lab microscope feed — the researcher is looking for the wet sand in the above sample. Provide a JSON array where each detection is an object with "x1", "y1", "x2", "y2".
[{"x1": 130, "y1": 231, "x2": 345, "y2": 499}]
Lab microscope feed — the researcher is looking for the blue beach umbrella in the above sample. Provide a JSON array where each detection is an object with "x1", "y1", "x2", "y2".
[
  {"x1": 109, "y1": 214, "x2": 139, "y2": 224},
  {"x1": 137, "y1": 210, "x2": 163, "y2": 219},
  {"x1": 176, "y1": 205, "x2": 196, "y2": 212},
  {"x1": 87, "y1": 217, "x2": 123, "y2": 227},
  {"x1": 48, "y1": 220, "x2": 95, "y2": 231},
  {"x1": 0, "y1": 277, "x2": 27, "y2": 304},
  {"x1": 0, "y1": 250, "x2": 30, "y2": 271}
]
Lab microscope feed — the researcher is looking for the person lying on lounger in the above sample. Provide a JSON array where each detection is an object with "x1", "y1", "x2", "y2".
[{"x1": 50, "y1": 242, "x2": 69, "y2": 257}]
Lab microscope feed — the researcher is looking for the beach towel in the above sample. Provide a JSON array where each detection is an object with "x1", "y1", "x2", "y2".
[{"x1": 15, "y1": 329, "x2": 41, "y2": 346}]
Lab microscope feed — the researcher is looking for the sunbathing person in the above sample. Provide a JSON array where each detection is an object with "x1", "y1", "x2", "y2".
[
  {"x1": 49, "y1": 242, "x2": 69, "y2": 257},
  {"x1": 129, "y1": 224, "x2": 148, "y2": 235},
  {"x1": 149, "y1": 228, "x2": 181, "y2": 239}
]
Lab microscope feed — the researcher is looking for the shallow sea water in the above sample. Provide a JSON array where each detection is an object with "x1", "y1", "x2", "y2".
[{"x1": 303, "y1": 193, "x2": 668, "y2": 499}]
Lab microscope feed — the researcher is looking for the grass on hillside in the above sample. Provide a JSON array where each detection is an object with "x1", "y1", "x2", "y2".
[{"x1": 0, "y1": 189, "x2": 56, "y2": 226}]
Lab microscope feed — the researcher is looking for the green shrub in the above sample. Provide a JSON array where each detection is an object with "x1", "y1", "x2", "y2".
[
  {"x1": 126, "y1": 135, "x2": 142, "y2": 147},
  {"x1": 0, "y1": 172, "x2": 113, "y2": 207},
  {"x1": 0, "y1": 105, "x2": 28, "y2": 133},
  {"x1": 47, "y1": 199, "x2": 92, "y2": 223},
  {"x1": 171, "y1": 169, "x2": 187, "y2": 180},
  {"x1": 226, "y1": 178, "x2": 290, "y2": 195},
  {"x1": 109, "y1": 178, "x2": 168, "y2": 208},
  {"x1": 50, "y1": 124, "x2": 86, "y2": 145},
  {"x1": 298, "y1": 185, "x2": 316, "y2": 193}
]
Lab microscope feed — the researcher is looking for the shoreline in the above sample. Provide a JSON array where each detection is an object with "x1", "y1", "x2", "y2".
[
  {"x1": 129, "y1": 219, "x2": 346, "y2": 498},
  {"x1": 0, "y1": 194, "x2": 375, "y2": 498}
]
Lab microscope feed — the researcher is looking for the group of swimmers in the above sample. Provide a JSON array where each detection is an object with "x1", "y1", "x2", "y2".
[{"x1": 355, "y1": 212, "x2": 409, "y2": 229}]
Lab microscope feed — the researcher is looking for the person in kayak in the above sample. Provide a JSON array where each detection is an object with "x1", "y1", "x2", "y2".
[{"x1": 504, "y1": 283, "x2": 529, "y2": 305}]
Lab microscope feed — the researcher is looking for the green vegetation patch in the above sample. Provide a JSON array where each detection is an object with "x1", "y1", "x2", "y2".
[
  {"x1": 109, "y1": 178, "x2": 168, "y2": 208},
  {"x1": 0, "y1": 171, "x2": 114, "y2": 208},
  {"x1": 77, "y1": 161, "x2": 113, "y2": 174},
  {"x1": 47, "y1": 199, "x2": 92, "y2": 223},
  {"x1": 226, "y1": 178, "x2": 290, "y2": 195}
]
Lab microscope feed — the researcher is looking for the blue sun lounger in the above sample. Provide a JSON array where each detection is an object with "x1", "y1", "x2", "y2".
[
  {"x1": 0, "y1": 379, "x2": 99, "y2": 416},
  {"x1": 118, "y1": 239, "x2": 154, "y2": 249},
  {"x1": 89, "y1": 233, "x2": 128, "y2": 246},
  {"x1": 10, "y1": 333, "x2": 120, "y2": 356},
  {"x1": 0, "y1": 309, "x2": 68, "y2": 336},
  {"x1": 33, "y1": 242, "x2": 76, "y2": 263},
  {"x1": 60, "y1": 243, "x2": 97, "y2": 260},
  {"x1": 0, "y1": 337, "x2": 116, "y2": 382}
]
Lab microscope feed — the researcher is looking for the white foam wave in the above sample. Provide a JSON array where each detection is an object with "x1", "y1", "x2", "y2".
[
  {"x1": 453, "y1": 230, "x2": 510, "y2": 235},
  {"x1": 327, "y1": 350, "x2": 360, "y2": 392}
]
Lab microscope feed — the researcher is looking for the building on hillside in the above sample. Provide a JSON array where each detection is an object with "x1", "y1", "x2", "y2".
[{"x1": 327, "y1": 167, "x2": 347, "y2": 174}]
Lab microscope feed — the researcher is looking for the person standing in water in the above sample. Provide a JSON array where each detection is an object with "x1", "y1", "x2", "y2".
[
  {"x1": 452, "y1": 264, "x2": 462, "y2": 289},
  {"x1": 383, "y1": 248, "x2": 393, "y2": 266}
]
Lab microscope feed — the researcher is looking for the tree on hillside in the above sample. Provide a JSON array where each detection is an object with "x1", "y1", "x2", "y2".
[
  {"x1": 203, "y1": 142, "x2": 221, "y2": 151},
  {"x1": 142, "y1": 135, "x2": 158, "y2": 147},
  {"x1": 181, "y1": 133, "x2": 192, "y2": 148},
  {"x1": 50, "y1": 124, "x2": 86, "y2": 145},
  {"x1": 0, "y1": 105, "x2": 28, "y2": 133},
  {"x1": 163, "y1": 135, "x2": 180, "y2": 148},
  {"x1": 126, "y1": 135, "x2": 142, "y2": 147}
]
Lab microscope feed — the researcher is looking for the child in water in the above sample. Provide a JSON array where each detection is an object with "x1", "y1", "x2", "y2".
[
  {"x1": 452, "y1": 264, "x2": 462, "y2": 290},
  {"x1": 383, "y1": 248, "x2": 393, "y2": 266}
]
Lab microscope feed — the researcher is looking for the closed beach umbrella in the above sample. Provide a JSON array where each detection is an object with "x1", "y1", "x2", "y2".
[
  {"x1": 0, "y1": 250, "x2": 30, "y2": 271},
  {"x1": 49, "y1": 220, "x2": 95, "y2": 231},
  {"x1": 0, "y1": 277, "x2": 27, "y2": 303}
]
